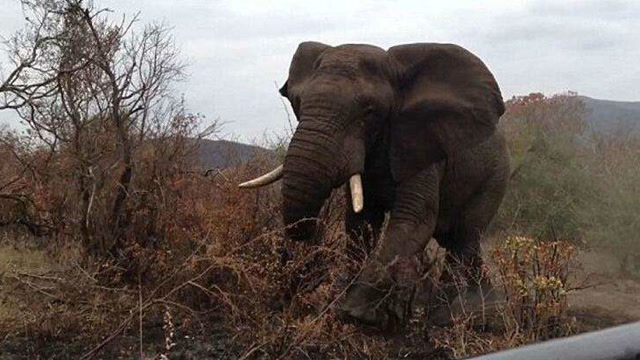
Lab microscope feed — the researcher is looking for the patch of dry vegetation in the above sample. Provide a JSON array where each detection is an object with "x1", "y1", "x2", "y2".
[
  {"x1": 0, "y1": 157, "x2": 579, "y2": 359},
  {"x1": 420, "y1": 235, "x2": 576, "y2": 359}
]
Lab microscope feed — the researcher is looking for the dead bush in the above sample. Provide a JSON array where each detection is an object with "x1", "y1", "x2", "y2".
[{"x1": 428, "y1": 235, "x2": 577, "y2": 359}]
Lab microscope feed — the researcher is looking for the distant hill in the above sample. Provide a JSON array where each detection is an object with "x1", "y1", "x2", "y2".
[
  {"x1": 194, "y1": 139, "x2": 276, "y2": 170},
  {"x1": 580, "y1": 96, "x2": 640, "y2": 134}
]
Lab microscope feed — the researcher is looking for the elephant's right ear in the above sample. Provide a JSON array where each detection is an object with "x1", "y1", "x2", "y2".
[{"x1": 281, "y1": 42, "x2": 332, "y2": 114}]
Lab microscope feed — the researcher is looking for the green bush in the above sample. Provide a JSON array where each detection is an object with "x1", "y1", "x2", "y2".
[
  {"x1": 577, "y1": 135, "x2": 640, "y2": 271},
  {"x1": 497, "y1": 92, "x2": 594, "y2": 241},
  {"x1": 497, "y1": 92, "x2": 640, "y2": 270}
]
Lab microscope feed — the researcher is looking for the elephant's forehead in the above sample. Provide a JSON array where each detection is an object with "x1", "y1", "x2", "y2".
[
  {"x1": 330, "y1": 44, "x2": 387, "y2": 59},
  {"x1": 319, "y1": 46, "x2": 389, "y2": 75}
]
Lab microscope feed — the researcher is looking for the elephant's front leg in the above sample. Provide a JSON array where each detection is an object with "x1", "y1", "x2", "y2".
[{"x1": 338, "y1": 166, "x2": 440, "y2": 328}]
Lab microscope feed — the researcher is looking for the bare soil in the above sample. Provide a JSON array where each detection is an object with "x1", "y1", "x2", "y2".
[{"x1": 568, "y1": 250, "x2": 640, "y2": 331}]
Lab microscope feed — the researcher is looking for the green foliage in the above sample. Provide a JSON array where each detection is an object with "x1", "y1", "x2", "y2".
[
  {"x1": 497, "y1": 92, "x2": 640, "y2": 268},
  {"x1": 576, "y1": 136, "x2": 640, "y2": 269},
  {"x1": 497, "y1": 92, "x2": 593, "y2": 241}
]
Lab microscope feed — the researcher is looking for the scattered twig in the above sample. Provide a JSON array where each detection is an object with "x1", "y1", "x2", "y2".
[{"x1": 138, "y1": 274, "x2": 143, "y2": 360}]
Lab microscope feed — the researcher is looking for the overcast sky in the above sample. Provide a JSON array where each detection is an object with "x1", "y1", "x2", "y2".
[{"x1": 1, "y1": 0, "x2": 639, "y2": 140}]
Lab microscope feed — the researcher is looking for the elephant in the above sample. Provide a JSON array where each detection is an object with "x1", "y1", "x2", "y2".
[{"x1": 239, "y1": 41, "x2": 510, "y2": 328}]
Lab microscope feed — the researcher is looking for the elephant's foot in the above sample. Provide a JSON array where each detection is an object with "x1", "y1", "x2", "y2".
[
  {"x1": 426, "y1": 270, "x2": 500, "y2": 328},
  {"x1": 336, "y1": 255, "x2": 420, "y2": 330},
  {"x1": 336, "y1": 281, "x2": 406, "y2": 331}
]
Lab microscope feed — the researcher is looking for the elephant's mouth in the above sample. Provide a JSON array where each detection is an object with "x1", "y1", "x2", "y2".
[{"x1": 239, "y1": 167, "x2": 364, "y2": 214}]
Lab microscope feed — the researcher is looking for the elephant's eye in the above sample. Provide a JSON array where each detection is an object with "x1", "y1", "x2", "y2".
[
  {"x1": 312, "y1": 54, "x2": 325, "y2": 70},
  {"x1": 364, "y1": 106, "x2": 376, "y2": 116},
  {"x1": 288, "y1": 94, "x2": 301, "y2": 120}
]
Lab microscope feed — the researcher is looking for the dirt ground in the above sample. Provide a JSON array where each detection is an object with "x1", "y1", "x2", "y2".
[{"x1": 567, "y1": 250, "x2": 640, "y2": 330}]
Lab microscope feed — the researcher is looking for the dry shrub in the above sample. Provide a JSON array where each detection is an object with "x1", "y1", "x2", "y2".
[
  {"x1": 493, "y1": 236, "x2": 575, "y2": 340},
  {"x1": 429, "y1": 235, "x2": 576, "y2": 359},
  {"x1": 0, "y1": 132, "x2": 53, "y2": 236},
  {"x1": 165, "y1": 183, "x2": 578, "y2": 359},
  {"x1": 0, "y1": 156, "x2": 389, "y2": 358},
  {"x1": 160, "y1": 172, "x2": 393, "y2": 359}
]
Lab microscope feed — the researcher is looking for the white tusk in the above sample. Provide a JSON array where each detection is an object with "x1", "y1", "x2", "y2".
[
  {"x1": 349, "y1": 174, "x2": 364, "y2": 214},
  {"x1": 238, "y1": 165, "x2": 284, "y2": 188}
]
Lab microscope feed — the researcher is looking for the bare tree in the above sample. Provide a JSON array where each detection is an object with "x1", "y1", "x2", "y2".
[{"x1": 1, "y1": 0, "x2": 198, "y2": 252}]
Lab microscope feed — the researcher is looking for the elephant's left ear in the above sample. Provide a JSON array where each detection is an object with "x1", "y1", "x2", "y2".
[{"x1": 388, "y1": 43, "x2": 505, "y2": 181}]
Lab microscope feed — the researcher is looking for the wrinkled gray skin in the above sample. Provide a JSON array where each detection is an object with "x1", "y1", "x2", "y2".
[{"x1": 276, "y1": 42, "x2": 509, "y2": 328}]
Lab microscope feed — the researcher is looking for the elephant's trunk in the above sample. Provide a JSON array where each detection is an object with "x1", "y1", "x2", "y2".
[{"x1": 282, "y1": 119, "x2": 342, "y2": 240}]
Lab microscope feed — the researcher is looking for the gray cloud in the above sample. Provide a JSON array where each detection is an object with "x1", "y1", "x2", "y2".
[
  {"x1": 528, "y1": 0, "x2": 637, "y2": 20},
  {"x1": 1, "y1": 0, "x2": 638, "y2": 140}
]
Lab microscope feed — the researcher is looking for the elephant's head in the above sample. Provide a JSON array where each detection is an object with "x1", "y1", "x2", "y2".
[{"x1": 240, "y1": 42, "x2": 504, "y2": 241}]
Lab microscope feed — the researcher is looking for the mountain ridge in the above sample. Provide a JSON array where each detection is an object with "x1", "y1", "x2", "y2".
[
  {"x1": 195, "y1": 139, "x2": 276, "y2": 170},
  {"x1": 580, "y1": 96, "x2": 640, "y2": 133}
]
